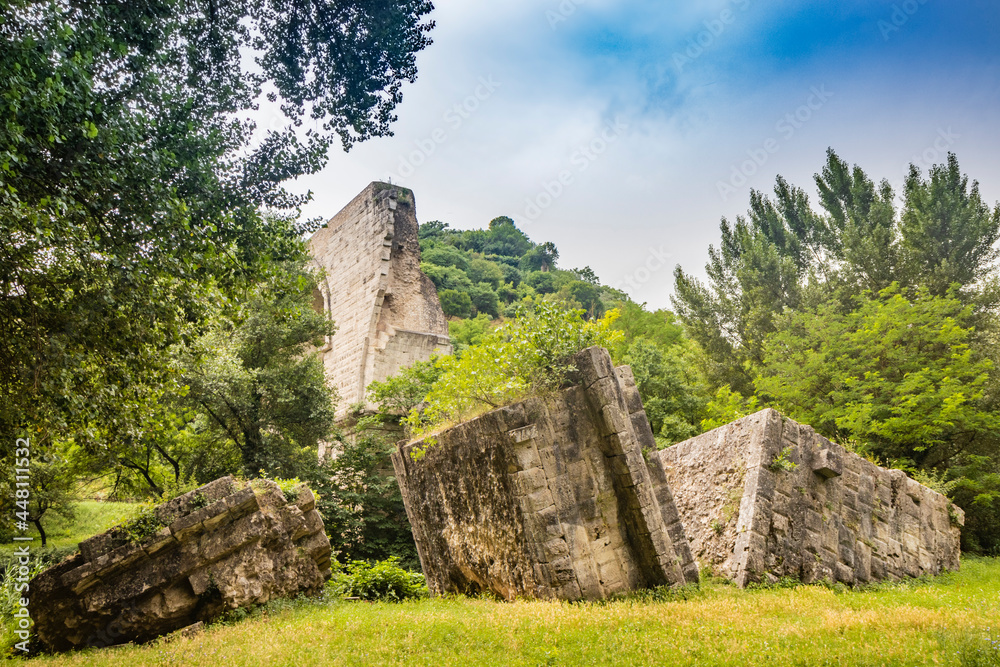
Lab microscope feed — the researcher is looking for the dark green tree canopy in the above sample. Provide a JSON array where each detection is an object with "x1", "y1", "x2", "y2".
[
  {"x1": 0, "y1": 0, "x2": 434, "y2": 447},
  {"x1": 673, "y1": 150, "x2": 1000, "y2": 393}
]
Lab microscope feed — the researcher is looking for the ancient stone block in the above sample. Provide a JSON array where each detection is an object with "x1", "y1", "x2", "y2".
[
  {"x1": 391, "y1": 346, "x2": 697, "y2": 601},
  {"x1": 650, "y1": 409, "x2": 963, "y2": 587},
  {"x1": 813, "y1": 448, "x2": 843, "y2": 479},
  {"x1": 308, "y1": 183, "x2": 452, "y2": 420},
  {"x1": 30, "y1": 477, "x2": 331, "y2": 652}
]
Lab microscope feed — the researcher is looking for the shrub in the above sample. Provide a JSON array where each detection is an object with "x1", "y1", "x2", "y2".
[
  {"x1": 329, "y1": 558, "x2": 427, "y2": 601},
  {"x1": 407, "y1": 302, "x2": 622, "y2": 434},
  {"x1": 438, "y1": 289, "x2": 473, "y2": 318}
]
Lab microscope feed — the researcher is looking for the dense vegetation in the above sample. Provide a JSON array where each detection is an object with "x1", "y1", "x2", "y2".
[
  {"x1": 0, "y1": 0, "x2": 435, "y2": 547},
  {"x1": 673, "y1": 151, "x2": 1000, "y2": 555},
  {"x1": 4, "y1": 1, "x2": 997, "y2": 663}
]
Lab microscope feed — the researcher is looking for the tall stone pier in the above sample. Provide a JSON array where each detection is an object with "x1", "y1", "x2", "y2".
[{"x1": 309, "y1": 183, "x2": 452, "y2": 420}]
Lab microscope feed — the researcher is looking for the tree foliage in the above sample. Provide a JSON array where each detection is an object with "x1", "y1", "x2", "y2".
[
  {"x1": 408, "y1": 303, "x2": 623, "y2": 433},
  {"x1": 0, "y1": 0, "x2": 434, "y2": 494},
  {"x1": 675, "y1": 150, "x2": 1000, "y2": 553},
  {"x1": 757, "y1": 284, "x2": 997, "y2": 469},
  {"x1": 673, "y1": 150, "x2": 1000, "y2": 393},
  {"x1": 175, "y1": 263, "x2": 337, "y2": 479}
]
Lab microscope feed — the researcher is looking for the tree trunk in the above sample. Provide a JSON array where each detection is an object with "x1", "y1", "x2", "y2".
[{"x1": 32, "y1": 518, "x2": 47, "y2": 547}]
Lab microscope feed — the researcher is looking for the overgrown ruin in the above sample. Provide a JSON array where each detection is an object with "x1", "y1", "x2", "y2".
[
  {"x1": 394, "y1": 349, "x2": 964, "y2": 598},
  {"x1": 392, "y1": 347, "x2": 698, "y2": 601},
  {"x1": 309, "y1": 182, "x2": 452, "y2": 421},
  {"x1": 30, "y1": 476, "x2": 331, "y2": 652},
  {"x1": 649, "y1": 409, "x2": 964, "y2": 587}
]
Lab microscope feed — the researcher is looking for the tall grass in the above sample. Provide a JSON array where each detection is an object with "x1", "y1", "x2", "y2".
[{"x1": 15, "y1": 557, "x2": 1000, "y2": 666}]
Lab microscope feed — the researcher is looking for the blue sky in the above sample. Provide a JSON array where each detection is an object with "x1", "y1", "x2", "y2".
[{"x1": 280, "y1": 0, "x2": 1000, "y2": 309}]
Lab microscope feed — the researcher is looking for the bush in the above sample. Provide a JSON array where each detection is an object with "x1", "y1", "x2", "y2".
[
  {"x1": 329, "y1": 558, "x2": 427, "y2": 601},
  {"x1": 408, "y1": 302, "x2": 623, "y2": 433},
  {"x1": 438, "y1": 289, "x2": 473, "y2": 318}
]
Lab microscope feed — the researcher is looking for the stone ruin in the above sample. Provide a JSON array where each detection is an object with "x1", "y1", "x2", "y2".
[
  {"x1": 651, "y1": 409, "x2": 963, "y2": 587},
  {"x1": 309, "y1": 182, "x2": 452, "y2": 421},
  {"x1": 30, "y1": 476, "x2": 331, "y2": 652},
  {"x1": 394, "y1": 347, "x2": 965, "y2": 599},
  {"x1": 392, "y1": 346, "x2": 698, "y2": 601}
]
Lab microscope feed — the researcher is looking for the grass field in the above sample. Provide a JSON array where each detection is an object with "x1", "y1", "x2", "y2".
[
  {"x1": 2, "y1": 501, "x2": 144, "y2": 553},
  {"x1": 15, "y1": 557, "x2": 1000, "y2": 666}
]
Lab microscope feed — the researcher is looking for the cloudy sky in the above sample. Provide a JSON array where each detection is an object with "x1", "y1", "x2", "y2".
[{"x1": 281, "y1": 0, "x2": 1000, "y2": 310}]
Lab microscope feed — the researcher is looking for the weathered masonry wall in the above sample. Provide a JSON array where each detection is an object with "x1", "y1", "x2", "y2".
[
  {"x1": 309, "y1": 183, "x2": 451, "y2": 420},
  {"x1": 391, "y1": 347, "x2": 697, "y2": 601},
  {"x1": 651, "y1": 409, "x2": 963, "y2": 587}
]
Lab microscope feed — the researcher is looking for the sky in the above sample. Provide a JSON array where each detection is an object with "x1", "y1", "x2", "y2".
[{"x1": 274, "y1": 0, "x2": 1000, "y2": 310}]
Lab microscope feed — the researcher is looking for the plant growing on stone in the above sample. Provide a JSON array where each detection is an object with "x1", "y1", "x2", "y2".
[
  {"x1": 117, "y1": 505, "x2": 164, "y2": 544},
  {"x1": 768, "y1": 447, "x2": 799, "y2": 473},
  {"x1": 406, "y1": 302, "x2": 623, "y2": 434}
]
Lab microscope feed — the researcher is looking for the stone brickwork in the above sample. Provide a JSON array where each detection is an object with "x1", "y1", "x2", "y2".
[
  {"x1": 651, "y1": 409, "x2": 963, "y2": 587},
  {"x1": 309, "y1": 182, "x2": 451, "y2": 420},
  {"x1": 391, "y1": 347, "x2": 697, "y2": 601},
  {"x1": 30, "y1": 476, "x2": 331, "y2": 652}
]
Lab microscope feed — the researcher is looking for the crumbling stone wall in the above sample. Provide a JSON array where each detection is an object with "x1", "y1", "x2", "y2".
[
  {"x1": 391, "y1": 347, "x2": 697, "y2": 601},
  {"x1": 651, "y1": 409, "x2": 963, "y2": 587},
  {"x1": 309, "y1": 183, "x2": 451, "y2": 420},
  {"x1": 30, "y1": 476, "x2": 331, "y2": 652}
]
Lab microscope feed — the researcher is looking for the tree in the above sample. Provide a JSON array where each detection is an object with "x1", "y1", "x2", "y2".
[
  {"x1": 520, "y1": 241, "x2": 560, "y2": 272},
  {"x1": 480, "y1": 217, "x2": 534, "y2": 257},
  {"x1": 438, "y1": 289, "x2": 473, "y2": 318},
  {"x1": 0, "y1": 443, "x2": 75, "y2": 546},
  {"x1": 900, "y1": 154, "x2": 1000, "y2": 296},
  {"x1": 305, "y1": 436, "x2": 419, "y2": 568},
  {"x1": 622, "y1": 338, "x2": 706, "y2": 444},
  {"x1": 175, "y1": 262, "x2": 337, "y2": 478},
  {"x1": 673, "y1": 150, "x2": 1000, "y2": 394},
  {"x1": 756, "y1": 284, "x2": 998, "y2": 470},
  {"x1": 466, "y1": 258, "x2": 505, "y2": 289},
  {"x1": 0, "y1": 0, "x2": 434, "y2": 482}
]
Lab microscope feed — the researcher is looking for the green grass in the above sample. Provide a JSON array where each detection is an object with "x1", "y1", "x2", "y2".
[
  {"x1": 1, "y1": 501, "x2": 144, "y2": 553},
  {"x1": 14, "y1": 558, "x2": 1000, "y2": 666}
]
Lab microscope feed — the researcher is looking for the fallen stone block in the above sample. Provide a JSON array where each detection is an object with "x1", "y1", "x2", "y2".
[
  {"x1": 30, "y1": 477, "x2": 331, "y2": 652},
  {"x1": 391, "y1": 346, "x2": 698, "y2": 601}
]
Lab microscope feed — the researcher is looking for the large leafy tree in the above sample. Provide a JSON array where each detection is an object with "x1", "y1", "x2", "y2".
[
  {"x1": 757, "y1": 284, "x2": 998, "y2": 470},
  {"x1": 673, "y1": 150, "x2": 1000, "y2": 392},
  {"x1": 0, "y1": 0, "x2": 434, "y2": 463},
  {"x1": 174, "y1": 261, "x2": 337, "y2": 479}
]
